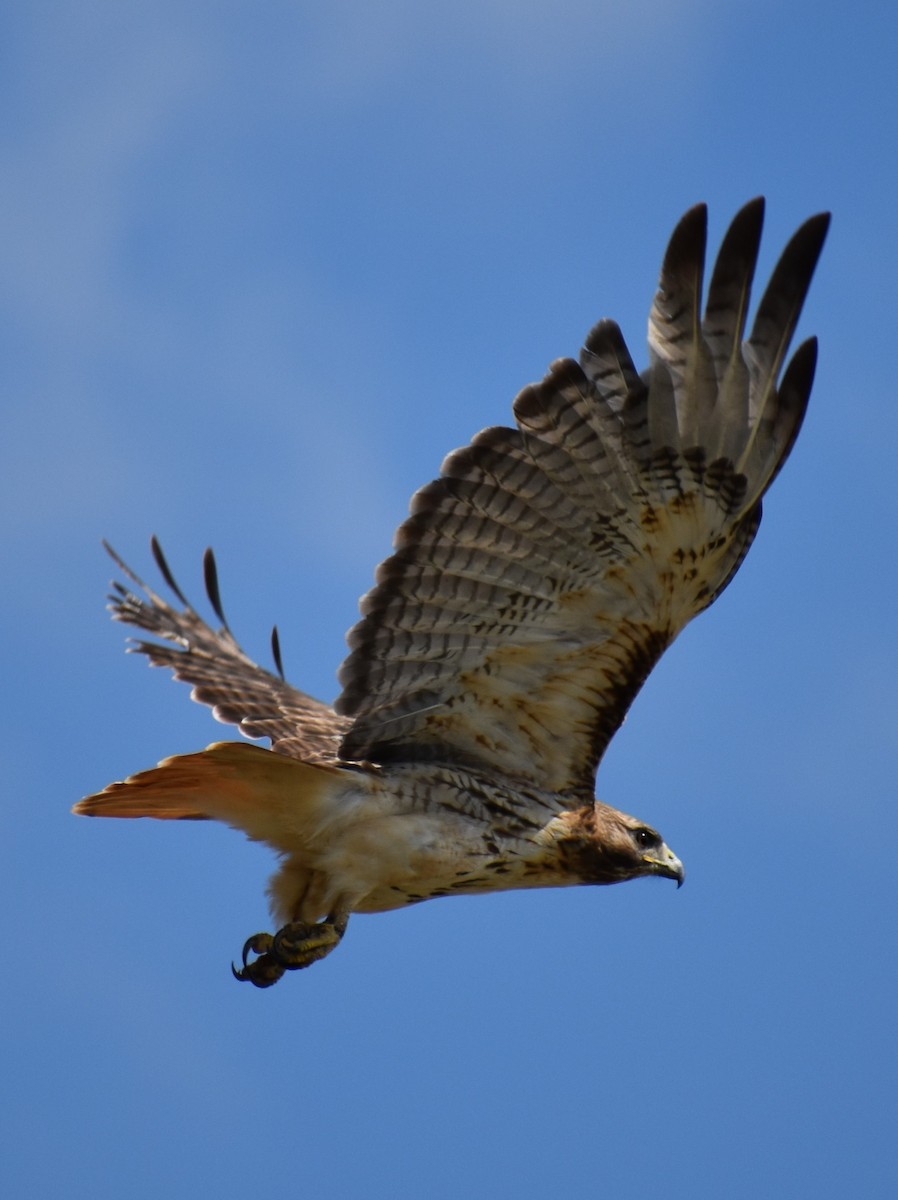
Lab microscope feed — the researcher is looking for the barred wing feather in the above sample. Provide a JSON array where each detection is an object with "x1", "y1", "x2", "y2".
[
  {"x1": 105, "y1": 539, "x2": 349, "y2": 764},
  {"x1": 336, "y1": 200, "x2": 828, "y2": 793}
]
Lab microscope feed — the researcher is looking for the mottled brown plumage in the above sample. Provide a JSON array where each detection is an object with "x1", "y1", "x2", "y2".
[{"x1": 76, "y1": 200, "x2": 828, "y2": 987}]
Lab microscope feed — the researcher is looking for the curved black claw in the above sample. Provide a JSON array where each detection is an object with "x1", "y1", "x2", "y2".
[{"x1": 231, "y1": 931, "x2": 286, "y2": 988}]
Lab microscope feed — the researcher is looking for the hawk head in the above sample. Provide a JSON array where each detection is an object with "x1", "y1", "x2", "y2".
[{"x1": 554, "y1": 804, "x2": 685, "y2": 888}]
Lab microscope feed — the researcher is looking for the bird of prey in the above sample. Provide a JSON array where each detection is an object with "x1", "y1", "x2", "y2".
[{"x1": 76, "y1": 199, "x2": 829, "y2": 988}]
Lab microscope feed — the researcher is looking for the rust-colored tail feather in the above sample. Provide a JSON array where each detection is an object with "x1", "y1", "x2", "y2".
[
  {"x1": 74, "y1": 741, "x2": 341, "y2": 852},
  {"x1": 75, "y1": 759, "x2": 219, "y2": 820}
]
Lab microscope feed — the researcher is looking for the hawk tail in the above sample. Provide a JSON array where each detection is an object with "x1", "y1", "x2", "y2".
[{"x1": 74, "y1": 741, "x2": 343, "y2": 849}]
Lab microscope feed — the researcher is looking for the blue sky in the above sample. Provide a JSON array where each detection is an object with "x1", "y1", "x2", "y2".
[{"x1": 3, "y1": 3, "x2": 897, "y2": 1197}]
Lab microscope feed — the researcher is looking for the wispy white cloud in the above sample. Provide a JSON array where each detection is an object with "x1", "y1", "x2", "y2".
[
  {"x1": 1, "y1": 9, "x2": 216, "y2": 339},
  {"x1": 1, "y1": 0, "x2": 710, "y2": 341},
  {"x1": 0, "y1": 0, "x2": 713, "y2": 561}
]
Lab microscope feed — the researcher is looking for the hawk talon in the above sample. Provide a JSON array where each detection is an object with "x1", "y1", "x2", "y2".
[
  {"x1": 231, "y1": 916, "x2": 348, "y2": 987},
  {"x1": 242, "y1": 931, "x2": 274, "y2": 962},
  {"x1": 272, "y1": 914, "x2": 348, "y2": 971},
  {"x1": 231, "y1": 931, "x2": 285, "y2": 988}
]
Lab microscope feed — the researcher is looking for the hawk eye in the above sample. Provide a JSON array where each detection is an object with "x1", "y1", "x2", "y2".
[{"x1": 634, "y1": 828, "x2": 659, "y2": 849}]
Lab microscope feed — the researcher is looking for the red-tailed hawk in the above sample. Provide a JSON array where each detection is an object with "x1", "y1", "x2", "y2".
[{"x1": 76, "y1": 200, "x2": 829, "y2": 987}]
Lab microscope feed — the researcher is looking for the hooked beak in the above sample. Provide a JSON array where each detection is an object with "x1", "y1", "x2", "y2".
[{"x1": 645, "y1": 842, "x2": 685, "y2": 888}]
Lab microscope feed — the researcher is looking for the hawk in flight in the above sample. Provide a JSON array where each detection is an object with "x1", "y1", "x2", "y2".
[{"x1": 76, "y1": 200, "x2": 829, "y2": 987}]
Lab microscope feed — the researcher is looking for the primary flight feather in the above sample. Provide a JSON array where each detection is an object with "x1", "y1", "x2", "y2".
[{"x1": 76, "y1": 199, "x2": 829, "y2": 987}]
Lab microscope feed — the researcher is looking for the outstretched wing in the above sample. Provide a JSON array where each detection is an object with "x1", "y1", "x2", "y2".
[
  {"x1": 336, "y1": 200, "x2": 829, "y2": 794},
  {"x1": 104, "y1": 538, "x2": 349, "y2": 763}
]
